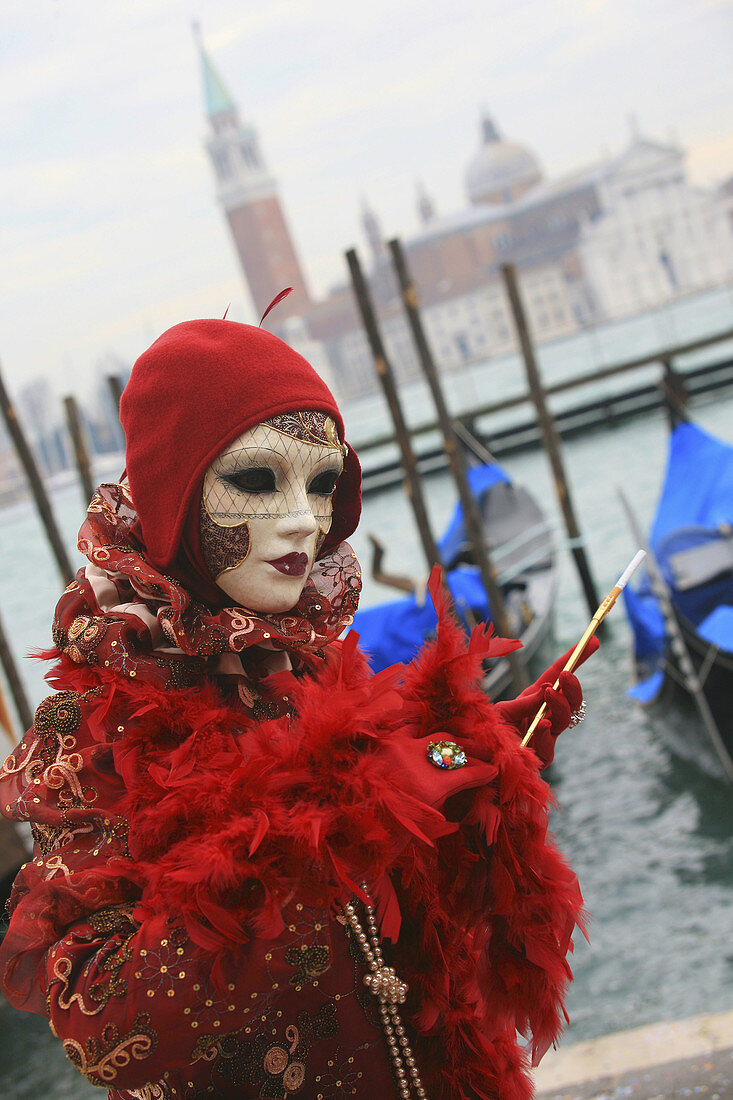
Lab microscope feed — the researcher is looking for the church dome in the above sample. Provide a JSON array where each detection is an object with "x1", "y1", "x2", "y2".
[{"x1": 465, "y1": 115, "x2": 542, "y2": 206}]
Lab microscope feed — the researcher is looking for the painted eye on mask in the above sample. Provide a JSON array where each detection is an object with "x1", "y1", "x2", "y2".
[
  {"x1": 308, "y1": 470, "x2": 340, "y2": 496},
  {"x1": 223, "y1": 467, "x2": 277, "y2": 493}
]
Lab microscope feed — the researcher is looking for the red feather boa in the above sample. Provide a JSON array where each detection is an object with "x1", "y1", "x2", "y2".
[{"x1": 58, "y1": 573, "x2": 583, "y2": 1100}]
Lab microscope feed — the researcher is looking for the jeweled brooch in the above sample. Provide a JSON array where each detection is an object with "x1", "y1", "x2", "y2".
[{"x1": 427, "y1": 740, "x2": 467, "y2": 769}]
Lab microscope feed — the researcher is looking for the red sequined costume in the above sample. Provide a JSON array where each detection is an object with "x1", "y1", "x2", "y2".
[{"x1": 1, "y1": 320, "x2": 588, "y2": 1100}]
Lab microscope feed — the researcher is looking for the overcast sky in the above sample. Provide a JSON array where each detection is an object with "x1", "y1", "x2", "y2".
[{"x1": 3, "y1": 0, "x2": 732, "y2": 400}]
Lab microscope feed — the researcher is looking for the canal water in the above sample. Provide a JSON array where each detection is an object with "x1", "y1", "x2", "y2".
[{"x1": 1, "y1": 288, "x2": 732, "y2": 1096}]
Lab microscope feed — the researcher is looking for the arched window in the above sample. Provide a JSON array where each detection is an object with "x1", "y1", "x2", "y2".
[
  {"x1": 240, "y1": 143, "x2": 258, "y2": 170},
  {"x1": 213, "y1": 150, "x2": 231, "y2": 179}
]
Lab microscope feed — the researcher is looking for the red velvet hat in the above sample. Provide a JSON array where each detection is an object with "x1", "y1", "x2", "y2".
[{"x1": 120, "y1": 319, "x2": 361, "y2": 580}]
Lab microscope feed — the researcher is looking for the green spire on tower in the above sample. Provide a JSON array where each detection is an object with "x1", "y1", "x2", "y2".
[{"x1": 193, "y1": 21, "x2": 236, "y2": 118}]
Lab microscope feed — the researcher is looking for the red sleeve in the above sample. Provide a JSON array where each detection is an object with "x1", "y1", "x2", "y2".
[
  {"x1": 39, "y1": 904, "x2": 301, "y2": 1090},
  {"x1": 0, "y1": 681, "x2": 299, "y2": 1091}
]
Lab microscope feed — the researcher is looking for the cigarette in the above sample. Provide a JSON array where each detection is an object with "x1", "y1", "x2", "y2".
[{"x1": 521, "y1": 549, "x2": 646, "y2": 747}]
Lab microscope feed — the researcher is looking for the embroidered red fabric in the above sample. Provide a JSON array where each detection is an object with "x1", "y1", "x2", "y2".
[
  {"x1": 1, "y1": 515, "x2": 585, "y2": 1099},
  {"x1": 0, "y1": 316, "x2": 585, "y2": 1100},
  {"x1": 63, "y1": 480, "x2": 361, "y2": 715}
]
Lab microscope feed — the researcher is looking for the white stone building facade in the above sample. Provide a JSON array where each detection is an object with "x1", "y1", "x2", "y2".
[{"x1": 579, "y1": 139, "x2": 733, "y2": 317}]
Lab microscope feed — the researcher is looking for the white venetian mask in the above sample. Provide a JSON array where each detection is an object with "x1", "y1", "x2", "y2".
[{"x1": 199, "y1": 411, "x2": 345, "y2": 613}]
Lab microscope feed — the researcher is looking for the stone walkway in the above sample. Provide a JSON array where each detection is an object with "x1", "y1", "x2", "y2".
[{"x1": 533, "y1": 1011, "x2": 733, "y2": 1100}]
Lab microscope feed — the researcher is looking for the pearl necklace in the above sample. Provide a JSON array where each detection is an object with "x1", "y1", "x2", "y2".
[{"x1": 342, "y1": 888, "x2": 428, "y2": 1099}]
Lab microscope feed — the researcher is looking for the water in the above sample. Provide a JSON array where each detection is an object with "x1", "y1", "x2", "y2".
[
  {"x1": 1, "y1": 290, "x2": 732, "y2": 1096},
  {"x1": 341, "y1": 283, "x2": 733, "y2": 452}
]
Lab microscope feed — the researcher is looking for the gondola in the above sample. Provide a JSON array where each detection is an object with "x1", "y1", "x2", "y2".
[
  {"x1": 351, "y1": 460, "x2": 558, "y2": 698},
  {"x1": 622, "y1": 421, "x2": 733, "y2": 779}
]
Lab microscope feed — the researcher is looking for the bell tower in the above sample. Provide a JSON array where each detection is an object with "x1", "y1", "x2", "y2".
[{"x1": 195, "y1": 26, "x2": 311, "y2": 320}]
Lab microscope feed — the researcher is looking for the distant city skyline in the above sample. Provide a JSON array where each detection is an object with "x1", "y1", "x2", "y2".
[{"x1": 3, "y1": 0, "x2": 732, "y2": 398}]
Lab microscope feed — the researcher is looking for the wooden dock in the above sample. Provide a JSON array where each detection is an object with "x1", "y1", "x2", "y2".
[{"x1": 533, "y1": 1010, "x2": 733, "y2": 1099}]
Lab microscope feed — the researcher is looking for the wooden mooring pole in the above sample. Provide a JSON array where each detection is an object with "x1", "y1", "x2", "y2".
[
  {"x1": 0, "y1": 609, "x2": 33, "y2": 738},
  {"x1": 0, "y1": 365, "x2": 74, "y2": 585},
  {"x1": 389, "y1": 238, "x2": 529, "y2": 689},
  {"x1": 660, "y1": 358, "x2": 690, "y2": 429},
  {"x1": 345, "y1": 247, "x2": 441, "y2": 573},
  {"x1": 63, "y1": 394, "x2": 96, "y2": 506},
  {"x1": 106, "y1": 373, "x2": 127, "y2": 455},
  {"x1": 0, "y1": 683, "x2": 17, "y2": 746},
  {"x1": 107, "y1": 373, "x2": 124, "y2": 415},
  {"x1": 501, "y1": 263, "x2": 601, "y2": 619}
]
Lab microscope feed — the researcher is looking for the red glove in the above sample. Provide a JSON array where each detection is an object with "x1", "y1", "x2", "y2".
[
  {"x1": 384, "y1": 733, "x2": 499, "y2": 811},
  {"x1": 495, "y1": 635, "x2": 600, "y2": 769}
]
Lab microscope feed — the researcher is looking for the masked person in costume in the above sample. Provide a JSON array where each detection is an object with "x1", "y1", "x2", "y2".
[{"x1": 0, "y1": 320, "x2": 598, "y2": 1100}]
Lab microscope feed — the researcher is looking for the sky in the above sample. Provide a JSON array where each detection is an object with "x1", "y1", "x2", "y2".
[{"x1": 2, "y1": 0, "x2": 733, "y2": 401}]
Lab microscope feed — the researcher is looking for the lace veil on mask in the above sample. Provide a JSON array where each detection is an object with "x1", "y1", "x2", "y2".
[
  {"x1": 198, "y1": 411, "x2": 348, "y2": 613},
  {"x1": 53, "y1": 319, "x2": 364, "y2": 716}
]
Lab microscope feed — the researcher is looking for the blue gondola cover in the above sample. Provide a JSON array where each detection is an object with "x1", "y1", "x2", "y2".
[
  {"x1": 353, "y1": 463, "x2": 509, "y2": 672},
  {"x1": 623, "y1": 423, "x2": 733, "y2": 695},
  {"x1": 352, "y1": 567, "x2": 491, "y2": 672},
  {"x1": 437, "y1": 464, "x2": 510, "y2": 564}
]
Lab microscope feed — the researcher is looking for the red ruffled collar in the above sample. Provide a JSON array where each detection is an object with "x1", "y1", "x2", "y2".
[{"x1": 52, "y1": 482, "x2": 361, "y2": 714}]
